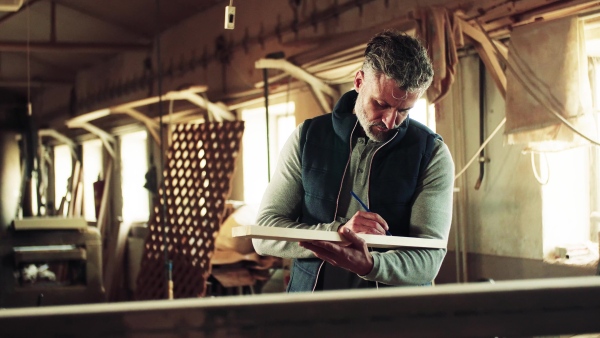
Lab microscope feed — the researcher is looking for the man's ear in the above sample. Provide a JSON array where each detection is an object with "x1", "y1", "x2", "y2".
[{"x1": 354, "y1": 70, "x2": 364, "y2": 92}]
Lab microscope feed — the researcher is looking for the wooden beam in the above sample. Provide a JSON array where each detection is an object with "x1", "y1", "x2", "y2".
[
  {"x1": 51, "y1": 0, "x2": 151, "y2": 39},
  {"x1": 0, "y1": 41, "x2": 151, "y2": 53},
  {"x1": 514, "y1": 0, "x2": 600, "y2": 27},
  {"x1": 255, "y1": 58, "x2": 339, "y2": 113},
  {"x1": 66, "y1": 85, "x2": 221, "y2": 146},
  {"x1": 457, "y1": 18, "x2": 507, "y2": 98},
  {"x1": 178, "y1": 91, "x2": 236, "y2": 122},
  {"x1": 38, "y1": 128, "x2": 77, "y2": 159},
  {"x1": 476, "y1": 0, "x2": 564, "y2": 23},
  {"x1": 118, "y1": 108, "x2": 160, "y2": 144},
  {"x1": 255, "y1": 58, "x2": 339, "y2": 98},
  {"x1": 66, "y1": 161, "x2": 81, "y2": 216},
  {"x1": 0, "y1": 79, "x2": 73, "y2": 87},
  {"x1": 103, "y1": 219, "x2": 130, "y2": 302},
  {"x1": 67, "y1": 121, "x2": 116, "y2": 159},
  {"x1": 96, "y1": 159, "x2": 112, "y2": 238},
  {"x1": 0, "y1": 0, "x2": 41, "y2": 25},
  {"x1": 471, "y1": 0, "x2": 600, "y2": 37},
  {"x1": 0, "y1": 277, "x2": 600, "y2": 337}
]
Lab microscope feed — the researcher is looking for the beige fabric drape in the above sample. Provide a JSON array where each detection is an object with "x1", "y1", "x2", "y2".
[
  {"x1": 419, "y1": 6, "x2": 463, "y2": 104},
  {"x1": 505, "y1": 16, "x2": 596, "y2": 152}
]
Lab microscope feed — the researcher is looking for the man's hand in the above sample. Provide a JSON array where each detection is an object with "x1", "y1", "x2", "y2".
[
  {"x1": 299, "y1": 228, "x2": 374, "y2": 276},
  {"x1": 342, "y1": 210, "x2": 389, "y2": 235}
]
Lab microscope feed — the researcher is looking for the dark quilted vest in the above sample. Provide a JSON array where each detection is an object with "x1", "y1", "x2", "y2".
[{"x1": 288, "y1": 90, "x2": 441, "y2": 292}]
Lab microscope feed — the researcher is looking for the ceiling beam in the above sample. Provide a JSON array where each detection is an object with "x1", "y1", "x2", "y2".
[
  {"x1": 255, "y1": 58, "x2": 339, "y2": 113},
  {"x1": 0, "y1": 41, "x2": 151, "y2": 53},
  {"x1": 457, "y1": 18, "x2": 507, "y2": 98},
  {"x1": 0, "y1": 0, "x2": 42, "y2": 25},
  {"x1": 51, "y1": 0, "x2": 152, "y2": 39},
  {"x1": 0, "y1": 79, "x2": 73, "y2": 87}
]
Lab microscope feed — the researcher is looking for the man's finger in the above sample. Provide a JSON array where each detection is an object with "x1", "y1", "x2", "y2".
[{"x1": 339, "y1": 227, "x2": 367, "y2": 247}]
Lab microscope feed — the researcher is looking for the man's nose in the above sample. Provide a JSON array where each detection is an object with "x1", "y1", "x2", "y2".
[{"x1": 381, "y1": 109, "x2": 397, "y2": 129}]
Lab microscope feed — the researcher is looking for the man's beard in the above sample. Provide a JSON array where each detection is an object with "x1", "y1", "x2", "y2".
[{"x1": 355, "y1": 98, "x2": 399, "y2": 142}]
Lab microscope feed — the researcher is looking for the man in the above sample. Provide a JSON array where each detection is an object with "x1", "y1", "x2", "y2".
[{"x1": 252, "y1": 30, "x2": 454, "y2": 292}]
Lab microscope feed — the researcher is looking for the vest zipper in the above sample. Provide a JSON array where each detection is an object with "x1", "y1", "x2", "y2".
[
  {"x1": 311, "y1": 120, "x2": 359, "y2": 293},
  {"x1": 333, "y1": 120, "x2": 358, "y2": 218},
  {"x1": 365, "y1": 130, "x2": 398, "y2": 209}
]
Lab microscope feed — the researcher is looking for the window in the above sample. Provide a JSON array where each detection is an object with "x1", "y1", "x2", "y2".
[
  {"x1": 241, "y1": 102, "x2": 296, "y2": 206},
  {"x1": 538, "y1": 36, "x2": 600, "y2": 260},
  {"x1": 120, "y1": 130, "x2": 150, "y2": 224},
  {"x1": 588, "y1": 55, "x2": 600, "y2": 244},
  {"x1": 239, "y1": 98, "x2": 431, "y2": 207},
  {"x1": 82, "y1": 139, "x2": 103, "y2": 222},
  {"x1": 53, "y1": 144, "x2": 73, "y2": 216},
  {"x1": 410, "y1": 98, "x2": 436, "y2": 131}
]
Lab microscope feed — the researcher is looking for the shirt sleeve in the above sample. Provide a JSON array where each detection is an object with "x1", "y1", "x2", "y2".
[
  {"x1": 361, "y1": 138, "x2": 455, "y2": 285},
  {"x1": 252, "y1": 122, "x2": 341, "y2": 259}
]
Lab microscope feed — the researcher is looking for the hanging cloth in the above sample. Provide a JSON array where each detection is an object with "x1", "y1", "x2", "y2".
[
  {"x1": 504, "y1": 16, "x2": 596, "y2": 152},
  {"x1": 419, "y1": 6, "x2": 463, "y2": 104}
]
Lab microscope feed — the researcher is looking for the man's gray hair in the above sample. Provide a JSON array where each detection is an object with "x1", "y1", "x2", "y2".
[{"x1": 363, "y1": 30, "x2": 433, "y2": 93}]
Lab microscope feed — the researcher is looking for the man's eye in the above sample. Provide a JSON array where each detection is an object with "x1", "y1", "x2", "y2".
[{"x1": 375, "y1": 101, "x2": 386, "y2": 108}]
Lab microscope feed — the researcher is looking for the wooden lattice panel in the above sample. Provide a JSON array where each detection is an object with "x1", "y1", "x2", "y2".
[{"x1": 136, "y1": 121, "x2": 244, "y2": 300}]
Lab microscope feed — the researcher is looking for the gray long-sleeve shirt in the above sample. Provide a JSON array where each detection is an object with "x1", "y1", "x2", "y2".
[{"x1": 253, "y1": 120, "x2": 455, "y2": 285}]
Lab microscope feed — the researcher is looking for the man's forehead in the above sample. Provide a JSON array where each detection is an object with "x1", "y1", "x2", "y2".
[{"x1": 372, "y1": 77, "x2": 420, "y2": 107}]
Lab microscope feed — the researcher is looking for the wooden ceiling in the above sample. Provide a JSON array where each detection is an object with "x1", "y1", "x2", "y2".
[
  {"x1": 0, "y1": 0, "x2": 222, "y2": 97},
  {"x1": 1, "y1": 0, "x2": 600, "y2": 103}
]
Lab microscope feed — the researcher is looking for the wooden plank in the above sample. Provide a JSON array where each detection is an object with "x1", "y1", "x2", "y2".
[
  {"x1": 232, "y1": 225, "x2": 446, "y2": 249},
  {"x1": 472, "y1": 0, "x2": 600, "y2": 36},
  {"x1": 96, "y1": 159, "x2": 112, "y2": 237},
  {"x1": 66, "y1": 161, "x2": 81, "y2": 216},
  {"x1": 514, "y1": 0, "x2": 600, "y2": 27},
  {"x1": 14, "y1": 247, "x2": 86, "y2": 263},
  {"x1": 103, "y1": 221, "x2": 130, "y2": 301},
  {"x1": 477, "y1": 0, "x2": 563, "y2": 23},
  {"x1": 72, "y1": 181, "x2": 84, "y2": 217},
  {"x1": 13, "y1": 216, "x2": 87, "y2": 230},
  {"x1": 0, "y1": 276, "x2": 600, "y2": 337},
  {"x1": 458, "y1": 18, "x2": 507, "y2": 98}
]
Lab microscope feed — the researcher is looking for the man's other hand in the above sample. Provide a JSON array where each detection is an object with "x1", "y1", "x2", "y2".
[{"x1": 299, "y1": 228, "x2": 374, "y2": 276}]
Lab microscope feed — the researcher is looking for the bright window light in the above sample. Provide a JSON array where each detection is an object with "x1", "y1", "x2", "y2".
[
  {"x1": 53, "y1": 144, "x2": 73, "y2": 215},
  {"x1": 82, "y1": 139, "x2": 103, "y2": 222},
  {"x1": 410, "y1": 98, "x2": 436, "y2": 131},
  {"x1": 120, "y1": 130, "x2": 150, "y2": 224},
  {"x1": 242, "y1": 102, "x2": 296, "y2": 206}
]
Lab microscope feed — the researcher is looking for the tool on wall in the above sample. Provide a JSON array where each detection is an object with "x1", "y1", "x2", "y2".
[
  {"x1": 261, "y1": 51, "x2": 286, "y2": 182},
  {"x1": 474, "y1": 58, "x2": 489, "y2": 190},
  {"x1": 224, "y1": 0, "x2": 235, "y2": 30},
  {"x1": 16, "y1": 0, "x2": 38, "y2": 218}
]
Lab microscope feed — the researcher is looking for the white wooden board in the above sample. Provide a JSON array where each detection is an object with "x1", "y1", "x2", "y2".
[
  {"x1": 13, "y1": 217, "x2": 87, "y2": 230},
  {"x1": 231, "y1": 225, "x2": 446, "y2": 249}
]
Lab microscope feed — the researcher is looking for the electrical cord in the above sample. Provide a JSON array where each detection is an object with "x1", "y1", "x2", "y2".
[
  {"x1": 454, "y1": 117, "x2": 506, "y2": 181},
  {"x1": 530, "y1": 152, "x2": 549, "y2": 185}
]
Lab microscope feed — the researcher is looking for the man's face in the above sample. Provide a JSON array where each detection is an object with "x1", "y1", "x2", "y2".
[{"x1": 353, "y1": 69, "x2": 421, "y2": 142}]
